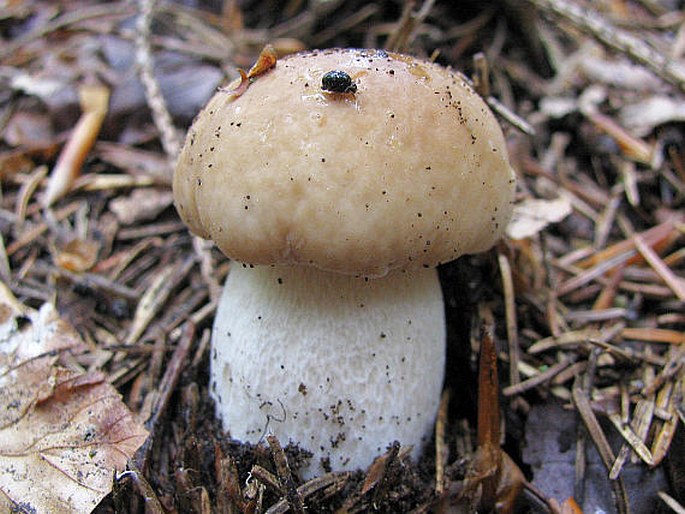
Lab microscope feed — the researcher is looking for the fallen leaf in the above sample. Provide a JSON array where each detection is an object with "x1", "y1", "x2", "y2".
[
  {"x1": 579, "y1": 55, "x2": 662, "y2": 91},
  {"x1": 620, "y1": 96, "x2": 685, "y2": 137},
  {"x1": 506, "y1": 196, "x2": 573, "y2": 240},
  {"x1": 560, "y1": 497, "x2": 584, "y2": 514},
  {"x1": 220, "y1": 44, "x2": 278, "y2": 98},
  {"x1": 54, "y1": 238, "x2": 101, "y2": 272},
  {"x1": 0, "y1": 285, "x2": 148, "y2": 513},
  {"x1": 523, "y1": 401, "x2": 668, "y2": 513},
  {"x1": 3, "y1": 110, "x2": 55, "y2": 148},
  {"x1": 246, "y1": 44, "x2": 278, "y2": 79},
  {"x1": 538, "y1": 96, "x2": 578, "y2": 119},
  {"x1": 222, "y1": 67, "x2": 250, "y2": 97},
  {"x1": 109, "y1": 187, "x2": 174, "y2": 226},
  {"x1": 9, "y1": 69, "x2": 69, "y2": 99}
]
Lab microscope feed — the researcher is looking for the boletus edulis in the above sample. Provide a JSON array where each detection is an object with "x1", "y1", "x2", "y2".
[{"x1": 173, "y1": 48, "x2": 516, "y2": 477}]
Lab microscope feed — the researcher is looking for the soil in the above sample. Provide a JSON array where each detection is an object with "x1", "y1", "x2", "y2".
[{"x1": 1, "y1": 1, "x2": 683, "y2": 513}]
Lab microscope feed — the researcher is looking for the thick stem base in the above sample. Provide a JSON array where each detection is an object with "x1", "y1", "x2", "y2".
[{"x1": 210, "y1": 265, "x2": 445, "y2": 477}]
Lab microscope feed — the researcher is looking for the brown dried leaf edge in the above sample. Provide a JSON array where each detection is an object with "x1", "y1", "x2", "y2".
[{"x1": 0, "y1": 284, "x2": 148, "y2": 514}]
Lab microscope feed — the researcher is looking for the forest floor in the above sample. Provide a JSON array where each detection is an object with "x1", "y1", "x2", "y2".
[{"x1": 0, "y1": 1, "x2": 683, "y2": 513}]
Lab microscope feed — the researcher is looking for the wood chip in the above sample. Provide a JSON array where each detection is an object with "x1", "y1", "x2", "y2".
[{"x1": 43, "y1": 84, "x2": 110, "y2": 207}]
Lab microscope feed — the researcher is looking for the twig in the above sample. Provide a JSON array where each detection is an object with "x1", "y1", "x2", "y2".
[
  {"x1": 267, "y1": 435, "x2": 305, "y2": 514},
  {"x1": 311, "y1": 4, "x2": 380, "y2": 47},
  {"x1": 366, "y1": 442, "x2": 401, "y2": 506},
  {"x1": 135, "y1": 0, "x2": 181, "y2": 168},
  {"x1": 477, "y1": 326, "x2": 501, "y2": 512},
  {"x1": 572, "y1": 377, "x2": 630, "y2": 514},
  {"x1": 633, "y1": 234, "x2": 685, "y2": 300},
  {"x1": 528, "y1": 325, "x2": 622, "y2": 354},
  {"x1": 16, "y1": 165, "x2": 48, "y2": 224},
  {"x1": 623, "y1": 327, "x2": 685, "y2": 345},
  {"x1": 0, "y1": 3, "x2": 134, "y2": 61},
  {"x1": 575, "y1": 220, "x2": 676, "y2": 269},
  {"x1": 251, "y1": 464, "x2": 284, "y2": 494},
  {"x1": 265, "y1": 473, "x2": 350, "y2": 514},
  {"x1": 7, "y1": 201, "x2": 82, "y2": 256},
  {"x1": 557, "y1": 250, "x2": 633, "y2": 296},
  {"x1": 502, "y1": 357, "x2": 573, "y2": 396},
  {"x1": 642, "y1": 347, "x2": 685, "y2": 396},
  {"x1": 116, "y1": 220, "x2": 187, "y2": 240},
  {"x1": 472, "y1": 52, "x2": 491, "y2": 97},
  {"x1": 215, "y1": 447, "x2": 248, "y2": 513},
  {"x1": 193, "y1": 235, "x2": 221, "y2": 302},
  {"x1": 0, "y1": 234, "x2": 9, "y2": 283},
  {"x1": 606, "y1": 413, "x2": 654, "y2": 467},
  {"x1": 658, "y1": 491, "x2": 685, "y2": 514},
  {"x1": 385, "y1": 0, "x2": 437, "y2": 53},
  {"x1": 134, "y1": 322, "x2": 195, "y2": 471},
  {"x1": 125, "y1": 257, "x2": 194, "y2": 345},
  {"x1": 498, "y1": 252, "x2": 522, "y2": 395},
  {"x1": 434, "y1": 390, "x2": 449, "y2": 494},
  {"x1": 612, "y1": 361, "x2": 656, "y2": 475},
  {"x1": 483, "y1": 92, "x2": 536, "y2": 136},
  {"x1": 650, "y1": 356, "x2": 682, "y2": 465},
  {"x1": 526, "y1": 0, "x2": 685, "y2": 92},
  {"x1": 459, "y1": 69, "x2": 536, "y2": 136},
  {"x1": 117, "y1": 464, "x2": 165, "y2": 514},
  {"x1": 151, "y1": 325, "x2": 196, "y2": 416},
  {"x1": 137, "y1": 0, "x2": 226, "y2": 303},
  {"x1": 30, "y1": 260, "x2": 139, "y2": 301},
  {"x1": 573, "y1": 350, "x2": 595, "y2": 507}
]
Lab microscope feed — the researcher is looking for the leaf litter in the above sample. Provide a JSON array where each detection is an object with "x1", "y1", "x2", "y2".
[
  {"x1": 0, "y1": 0, "x2": 684, "y2": 513},
  {"x1": 0, "y1": 284, "x2": 148, "y2": 513}
]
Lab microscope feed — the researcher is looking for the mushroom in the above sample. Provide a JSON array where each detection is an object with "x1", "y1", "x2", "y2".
[{"x1": 173, "y1": 48, "x2": 516, "y2": 477}]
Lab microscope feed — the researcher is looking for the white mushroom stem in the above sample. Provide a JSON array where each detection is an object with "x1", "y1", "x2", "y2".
[{"x1": 210, "y1": 264, "x2": 445, "y2": 478}]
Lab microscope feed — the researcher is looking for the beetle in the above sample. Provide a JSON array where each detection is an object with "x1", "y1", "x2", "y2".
[{"x1": 321, "y1": 70, "x2": 357, "y2": 94}]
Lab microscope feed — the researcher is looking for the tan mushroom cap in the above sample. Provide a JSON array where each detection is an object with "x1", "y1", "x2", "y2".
[{"x1": 174, "y1": 48, "x2": 516, "y2": 277}]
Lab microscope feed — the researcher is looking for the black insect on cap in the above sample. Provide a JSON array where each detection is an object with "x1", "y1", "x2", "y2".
[{"x1": 321, "y1": 70, "x2": 357, "y2": 94}]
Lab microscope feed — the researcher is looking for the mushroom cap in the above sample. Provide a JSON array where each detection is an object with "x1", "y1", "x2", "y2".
[{"x1": 174, "y1": 48, "x2": 516, "y2": 277}]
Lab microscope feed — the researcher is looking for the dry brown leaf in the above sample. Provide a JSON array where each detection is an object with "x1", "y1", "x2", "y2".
[
  {"x1": 506, "y1": 196, "x2": 573, "y2": 240},
  {"x1": 109, "y1": 188, "x2": 174, "y2": 226},
  {"x1": 53, "y1": 238, "x2": 101, "y2": 272},
  {"x1": 560, "y1": 496, "x2": 584, "y2": 514},
  {"x1": 579, "y1": 54, "x2": 662, "y2": 92},
  {"x1": 0, "y1": 285, "x2": 148, "y2": 513},
  {"x1": 3, "y1": 111, "x2": 55, "y2": 148},
  {"x1": 620, "y1": 96, "x2": 685, "y2": 137}
]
